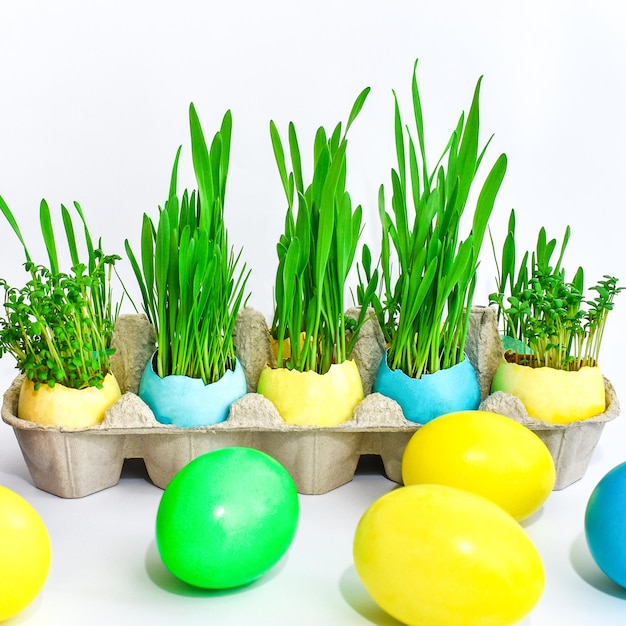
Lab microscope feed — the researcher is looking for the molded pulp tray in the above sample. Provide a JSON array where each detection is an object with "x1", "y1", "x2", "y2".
[
  {"x1": 1, "y1": 307, "x2": 619, "y2": 497},
  {"x1": 2, "y1": 376, "x2": 418, "y2": 498}
]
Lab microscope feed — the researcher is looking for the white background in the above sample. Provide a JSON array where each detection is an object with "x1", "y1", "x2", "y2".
[{"x1": 1, "y1": 1, "x2": 626, "y2": 624}]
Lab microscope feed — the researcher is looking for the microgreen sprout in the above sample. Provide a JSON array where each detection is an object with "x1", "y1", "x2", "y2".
[
  {"x1": 358, "y1": 59, "x2": 507, "y2": 379},
  {"x1": 125, "y1": 105, "x2": 250, "y2": 385},
  {"x1": 489, "y1": 208, "x2": 622, "y2": 370},
  {"x1": 0, "y1": 197, "x2": 120, "y2": 390},
  {"x1": 268, "y1": 88, "x2": 371, "y2": 374}
]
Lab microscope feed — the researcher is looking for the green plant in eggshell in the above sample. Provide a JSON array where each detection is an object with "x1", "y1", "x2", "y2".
[
  {"x1": 125, "y1": 104, "x2": 250, "y2": 385},
  {"x1": 352, "y1": 60, "x2": 507, "y2": 425},
  {"x1": 257, "y1": 88, "x2": 373, "y2": 426},
  {"x1": 0, "y1": 197, "x2": 123, "y2": 428},
  {"x1": 0, "y1": 197, "x2": 121, "y2": 391},
  {"x1": 489, "y1": 208, "x2": 622, "y2": 423},
  {"x1": 267, "y1": 86, "x2": 372, "y2": 375},
  {"x1": 357, "y1": 59, "x2": 507, "y2": 379},
  {"x1": 490, "y1": 208, "x2": 621, "y2": 370}
]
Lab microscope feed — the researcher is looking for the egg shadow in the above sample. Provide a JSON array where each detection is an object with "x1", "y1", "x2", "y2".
[
  {"x1": 570, "y1": 532, "x2": 626, "y2": 598},
  {"x1": 520, "y1": 505, "x2": 544, "y2": 529},
  {"x1": 339, "y1": 566, "x2": 534, "y2": 625},
  {"x1": 145, "y1": 539, "x2": 287, "y2": 597},
  {"x1": 339, "y1": 566, "x2": 405, "y2": 626}
]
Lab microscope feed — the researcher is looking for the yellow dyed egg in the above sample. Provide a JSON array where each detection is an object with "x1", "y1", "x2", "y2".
[
  {"x1": 257, "y1": 360, "x2": 363, "y2": 426},
  {"x1": 402, "y1": 410, "x2": 555, "y2": 521},
  {"x1": 18, "y1": 373, "x2": 122, "y2": 428},
  {"x1": 491, "y1": 362, "x2": 605, "y2": 424},
  {"x1": 0, "y1": 486, "x2": 52, "y2": 621},
  {"x1": 353, "y1": 484, "x2": 544, "y2": 626}
]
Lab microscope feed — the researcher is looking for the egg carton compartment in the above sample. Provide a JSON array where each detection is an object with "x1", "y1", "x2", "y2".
[{"x1": 1, "y1": 306, "x2": 618, "y2": 497}]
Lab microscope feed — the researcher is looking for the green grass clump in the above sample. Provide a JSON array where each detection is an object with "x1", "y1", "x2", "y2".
[
  {"x1": 269, "y1": 87, "x2": 371, "y2": 374},
  {"x1": 126, "y1": 105, "x2": 249, "y2": 384},
  {"x1": 358, "y1": 59, "x2": 507, "y2": 379}
]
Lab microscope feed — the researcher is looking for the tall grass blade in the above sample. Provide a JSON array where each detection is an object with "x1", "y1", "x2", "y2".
[{"x1": 39, "y1": 199, "x2": 59, "y2": 276}]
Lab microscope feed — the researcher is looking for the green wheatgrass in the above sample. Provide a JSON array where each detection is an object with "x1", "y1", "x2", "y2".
[
  {"x1": 358, "y1": 59, "x2": 507, "y2": 379},
  {"x1": 269, "y1": 87, "x2": 371, "y2": 374},
  {"x1": 125, "y1": 105, "x2": 249, "y2": 385}
]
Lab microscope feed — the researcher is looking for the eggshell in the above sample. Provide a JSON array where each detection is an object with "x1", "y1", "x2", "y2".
[
  {"x1": 491, "y1": 362, "x2": 605, "y2": 424},
  {"x1": 18, "y1": 372, "x2": 121, "y2": 428},
  {"x1": 139, "y1": 357, "x2": 247, "y2": 427},
  {"x1": 373, "y1": 355, "x2": 480, "y2": 424},
  {"x1": 257, "y1": 360, "x2": 364, "y2": 426}
]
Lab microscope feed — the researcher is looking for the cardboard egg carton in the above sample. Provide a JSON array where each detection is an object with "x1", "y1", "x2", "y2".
[{"x1": 1, "y1": 307, "x2": 619, "y2": 497}]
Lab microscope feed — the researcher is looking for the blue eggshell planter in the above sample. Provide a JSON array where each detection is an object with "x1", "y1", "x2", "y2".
[
  {"x1": 139, "y1": 356, "x2": 248, "y2": 427},
  {"x1": 373, "y1": 353, "x2": 481, "y2": 424}
]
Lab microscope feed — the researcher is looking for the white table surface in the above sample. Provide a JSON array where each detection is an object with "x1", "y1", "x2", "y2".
[{"x1": 2, "y1": 359, "x2": 626, "y2": 626}]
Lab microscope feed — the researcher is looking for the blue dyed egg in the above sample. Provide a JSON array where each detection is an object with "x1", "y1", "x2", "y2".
[{"x1": 585, "y1": 463, "x2": 626, "y2": 587}]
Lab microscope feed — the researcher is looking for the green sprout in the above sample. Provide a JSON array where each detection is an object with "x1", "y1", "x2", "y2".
[
  {"x1": 125, "y1": 104, "x2": 250, "y2": 385},
  {"x1": 489, "y1": 208, "x2": 622, "y2": 370},
  {"x1": 269, "y1": 87, "x2": 371, "y2": 374},
  {"x1": 358, "y1": 59, "x2": 507, "y2": 379},
  {"x1": 0, "y1": 197, "x2": 120, "y2": 389}
]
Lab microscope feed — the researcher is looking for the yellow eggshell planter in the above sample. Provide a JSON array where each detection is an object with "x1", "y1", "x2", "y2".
[
  {"x1": 491, "y1": 362, "x2": 606, "y2": 425},
  {"x1": 18, "y1": 373, "x2": 122, "y2": 429},
  {"x1": 257, "y1": 360, "x2": 364, "y2": 426}
]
